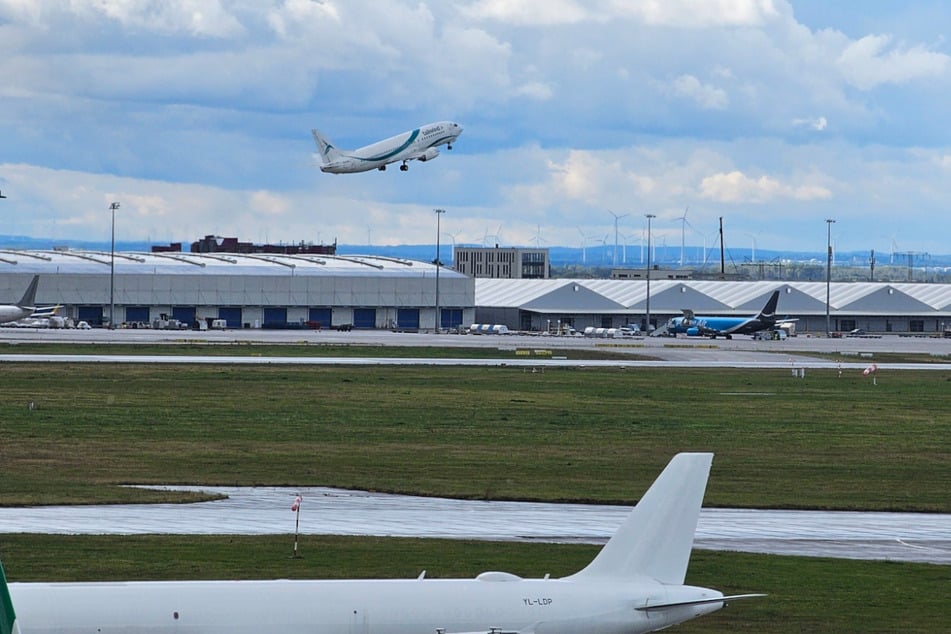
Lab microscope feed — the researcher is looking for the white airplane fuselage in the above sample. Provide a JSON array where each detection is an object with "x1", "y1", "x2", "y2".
[
  {"x1": 313, "y1": 121, "x2": 463, "y2": 174},
  {"x1": 2, "y1": 454, "x2": 761, "y2": 633},
  {"x1": 10, "y1": 577, "x2": 723, "y2": 634},
  {"x1": 0, "y1": 305, "x2": 32, "y2": 324}
]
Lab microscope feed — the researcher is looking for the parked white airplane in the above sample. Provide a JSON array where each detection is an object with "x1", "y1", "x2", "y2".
[
  {"x1": 0, "y1": 453, "x2": 761, "y2": 634},
  {"x1": 312, "y1": 121, "x2": 463, "y2": 173},
  {"x1": 0, "y1": 276, "x2": 58, "y2": 324}
]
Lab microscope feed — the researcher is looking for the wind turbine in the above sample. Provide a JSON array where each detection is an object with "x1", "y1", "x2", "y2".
[
  {"x1": 608, "y1": 210, "x2": 629, "y2": 266},
  {"x1": 677, "y1": 207, "x2": 691, "y2": 266},
  {"x1": 531, "y1": 224, "x2": 547, "y2": 248},
  {"x1": 442, "y1": 231, "x2": 461, "y2": 264},
  {"x1": 744, "y1": 231, "x2": 759, "y2": 263},
  {"x1": 598, "y1": 234, "x2": 610, "y2": 266},
  {"x1": 577, "y1": 227, "x2": 593, "y2": 265},
  {"x1": 482, "y1": 224, "x2": 504, "y2": 247}
]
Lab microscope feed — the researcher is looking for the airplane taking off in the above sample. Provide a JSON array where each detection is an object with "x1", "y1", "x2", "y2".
[
  {"x1": 1, "y1": 453, "x2": 761, "y2": 634},
  {"x1": 312, "y1": 121, "x2": 463, "y2": 173},
  {"x1": 666, "y1": 290, "x2": 782, "y2": 339},
  {"x1": 0, "y1": 276, "x2": 58, "y2": 325}
]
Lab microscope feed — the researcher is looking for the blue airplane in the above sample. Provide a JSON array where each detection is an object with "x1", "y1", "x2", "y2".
[{"x1": 666, "y1": 290, "x2": 781, "y2": 339}]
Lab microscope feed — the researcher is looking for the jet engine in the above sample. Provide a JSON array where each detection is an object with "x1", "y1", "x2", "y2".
[{"x1": 418, "y1": 147, "x2": 440, "y2": 162}]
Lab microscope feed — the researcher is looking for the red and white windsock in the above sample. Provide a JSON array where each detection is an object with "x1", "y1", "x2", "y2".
[
  {"x1": 862, "y1": 364, "x2": 878, "y2": 376},
  {"x1": 291, "y1": 495, "x2": 302, "y2": 512}
]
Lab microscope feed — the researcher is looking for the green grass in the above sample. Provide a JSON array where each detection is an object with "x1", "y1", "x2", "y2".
[
  {"x1": 0, "y1": 363, "x2": 948, "y2": 511},
  {"x1": 0, "y1": 535, "x2": 947, "y2": 633},
  {"x1": 1, "y1": 357, "x2": 948, "y2": 632}
]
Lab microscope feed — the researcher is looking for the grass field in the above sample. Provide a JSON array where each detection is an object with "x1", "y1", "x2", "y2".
[
  {"x1": 0, "y1": 356, "x2": 948, "y2": 632},
  {"x1": 0, "y1": 362, "x2": 948, "y2": 510}
]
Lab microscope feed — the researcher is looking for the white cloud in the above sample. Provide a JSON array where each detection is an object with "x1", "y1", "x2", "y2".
[
  {"x1": 0, "y1": 0, "x2": 245, "y2": 37},
  {"x1": 699, "y1": 170, "x2": 832, "y2": 203},
  {"x1": 461, "y1": 0, "x2": 589, "y2": 25},
  {"x1": 463, "y1": 0, "x2": 781, "y2": 28},
  {"x1": 836, "y1": 34, "x2": 950, "y2": 90},
  {"x1": 667, "y1": 74, "x2": 729, "y2": 110},
  {"x1": 613, "y1": 0, "x2": 782, "y2": 28},
  {"x1": 792, "y1": 116, "x2": 828, "y2": 131},
  {"x1": 514, "y1": 81, "x2": 554, "y2": 100}
]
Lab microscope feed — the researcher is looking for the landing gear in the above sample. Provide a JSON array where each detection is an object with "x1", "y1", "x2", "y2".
[
  {"x1": 378, "y1": 165, "x2": 386, "y2": 171},
  {"x1": 400, "y1": 163, "x2": 409, "y2": 171},
  {"x1": 447, "y1": 143, "x2": 453, "y2": 150}
]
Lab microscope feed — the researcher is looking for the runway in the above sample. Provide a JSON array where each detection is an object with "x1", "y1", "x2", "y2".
[
  {"x1": 1, "y1": 326, "x2": 950, "y2": 368},
  {"x1": 1, "y1": 486, "x2": 948, "y2": 565}
]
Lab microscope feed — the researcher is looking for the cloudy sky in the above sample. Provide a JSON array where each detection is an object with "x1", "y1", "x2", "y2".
[{"x1": 1, "y1": 0, "x2": 950, "y2": 259}]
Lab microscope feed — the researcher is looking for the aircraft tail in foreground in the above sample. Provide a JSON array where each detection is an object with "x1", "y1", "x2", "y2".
[{"x1": 569, "y1": 452, "x2": 712, "y2": 585}]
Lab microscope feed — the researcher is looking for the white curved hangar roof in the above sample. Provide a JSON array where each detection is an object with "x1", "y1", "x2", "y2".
[
  {"x1": 475, "y1": 278, "x2": 951, "y2": 315},
  {"x1": 0, "y1": 249, "x2": 458, "y2": 279}
]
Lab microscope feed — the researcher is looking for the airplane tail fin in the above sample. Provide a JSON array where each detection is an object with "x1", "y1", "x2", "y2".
[
  {"x1": 311, "y1": 129, "x2": 343, "y2": 164},
  {"x1": 0, "y1": 562, "x2": 20, "y2": 634},
  {"x1": 567, "y1": 453, "x2": 712, "y2": 585},
  {"x1": 16, "y1": 276, "x2": 38, "y2": 309},
  {"x1": 758, "y1": 290, "x2": 780, "y2": 322}
]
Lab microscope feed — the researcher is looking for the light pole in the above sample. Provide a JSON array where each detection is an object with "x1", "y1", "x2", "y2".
[
  {"x1": 434, "y1": 208, "x2": 445, "y2": 333},
  {"x1": 826, "y1": 218, "x2": 835, "y2": 336},
  {"x1": 109, "y1": 201, "x2": 120, "y2": 329},
  {"x1": 645, "y1": 213, "x2": 656, "y2": 333}
]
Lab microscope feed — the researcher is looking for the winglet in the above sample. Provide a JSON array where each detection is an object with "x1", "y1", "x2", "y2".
[
  {"x1": 16, "y1": 276, "x2": 39, "y2": 309},
  {"x1": 0, "y1": 562, "x2": 19, "y2": 634},
  {"x1": 567, "y1": 453, "x2": 713, "y2": 585}
]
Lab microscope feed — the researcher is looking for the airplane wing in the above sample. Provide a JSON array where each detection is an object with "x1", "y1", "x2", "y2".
[{"x1": 31, "y1": 305, "x2": 62, "y2": 317}]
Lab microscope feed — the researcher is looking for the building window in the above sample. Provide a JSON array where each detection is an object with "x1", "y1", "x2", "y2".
[{"x1": 910, "y1": 320, "x2": 924, "y2": 332}]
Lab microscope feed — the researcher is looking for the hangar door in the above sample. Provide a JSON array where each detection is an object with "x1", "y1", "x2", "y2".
[
  {"x1": 309, "y1": 307, "x2": 332, "y2": 329},
  {"x1": 441, "y1": 308, "x2": 463, "y2": 329},
  {"x1": 219, "y1": 307, "x2": 242, "y2": 328},
  {"x1": 353, "y1": 308, "x2": 376, "y2": 328},
  {"x1": 263, "y1": 307, "x2": 287, "y2": 327},
  {"x1": 396, "y1": 309, "x2": 419, "y2": 329},
  {"x1": 125, "y1": 306, "x2": 149, "y2": 324},
  {"x1": 172, "y1": 306, "x2": 196, "y2": 326},
  {"x1": 78, "y1": 306, "x2": 103, "y2": 326}
]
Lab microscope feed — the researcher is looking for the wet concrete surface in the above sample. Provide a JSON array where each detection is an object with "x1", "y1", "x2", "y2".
[{"x1": 1, "y1": 486, "x2": 947, "y2": 565}]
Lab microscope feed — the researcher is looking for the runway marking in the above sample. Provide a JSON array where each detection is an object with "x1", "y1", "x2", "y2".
[
  {"x1": 719, "y1": 392, "x2": 776, "y2": 396},
  {"x1": 896, "y1": 538, "x2": 951, "y2": 553}
]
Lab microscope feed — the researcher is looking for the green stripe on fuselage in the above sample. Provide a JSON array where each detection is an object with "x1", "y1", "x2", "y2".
[
  {"x1": 0, "y1": 562, "x2": 17, "y2": 634},
  {"x1": 352, "y1": 129, "x2": 421, "y2": 163}
]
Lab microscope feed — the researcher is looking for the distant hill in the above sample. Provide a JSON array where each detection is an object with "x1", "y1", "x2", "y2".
[{"x1": 1, "y1": 234, "x2": 948, "y2": 270}]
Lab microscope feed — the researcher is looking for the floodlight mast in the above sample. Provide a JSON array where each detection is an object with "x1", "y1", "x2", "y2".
[
  {"x1": 645, "y1": 213, "x2": 656, "y2": 333},
  {"x1": 109, "y1": 201, "x2": 120, "y2": 329},
  {"x1": 826, "y1": 218, "x2": 836, "y2": 336},
  {"x1": 434, "y1": 208, "x2": 445, "y2": 333}
]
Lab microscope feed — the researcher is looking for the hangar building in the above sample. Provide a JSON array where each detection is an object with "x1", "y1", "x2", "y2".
[
  {"x1": 474, "y1": 279, "x2": 951, "y2": 335},
  {"x1": 2, "y1": 250, "x2": 950, "y2": 335},
  {"x1": 0, "y1": 250, "x2": 473, "y2": 330}
]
